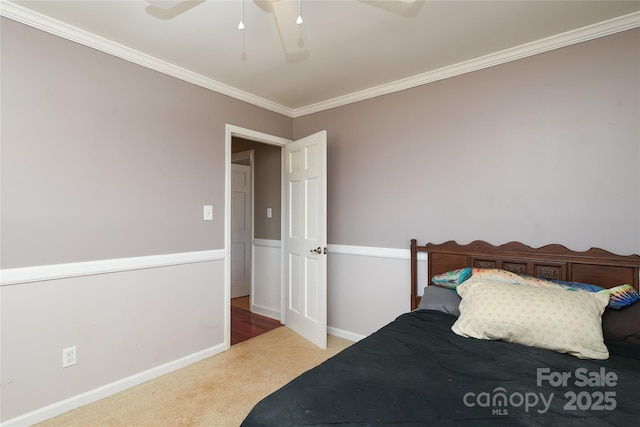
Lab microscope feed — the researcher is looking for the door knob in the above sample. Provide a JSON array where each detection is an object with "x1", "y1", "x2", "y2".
[{"x1": 310, "y1": 247, "x2": 322, "y2": 254}]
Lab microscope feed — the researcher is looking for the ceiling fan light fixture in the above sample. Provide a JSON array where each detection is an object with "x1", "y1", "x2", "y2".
[
  {"x1": 296, "y1": 0, "x2": 303, "y2": 25},
  {"x1": 238, "y1": 0, "x2": 245, "y2": 30}
]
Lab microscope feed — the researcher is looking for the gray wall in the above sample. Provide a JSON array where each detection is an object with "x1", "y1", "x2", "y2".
[
  {"x1": 294, "y1": 28, "x2": 640, "y2": 256},
  {"x1": 0, "y1": 17, "x2": 291, "y2": 422},
  {"x1": 0, "y1": 17, "x2": 291, "y2": 269}
]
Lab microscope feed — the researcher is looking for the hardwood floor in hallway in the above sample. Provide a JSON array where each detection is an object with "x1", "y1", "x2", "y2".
[{"x1": 231, "y1": 296, "x2": 282, "y2": 345}]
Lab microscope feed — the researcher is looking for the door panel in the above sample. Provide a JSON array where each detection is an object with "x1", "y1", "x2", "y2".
[
  {"x1": 306, "y1": 177, "x2": 319, "y2": 239},
  {"x1": 305, "y1": 257, "x2": 318, "y2": 320},
  {"x1": 231, "y1": 164, "x2": 251, "y2": 299},
  {"x1": 289, "y1": 253, "x2": 301, "y2": 313},
  {"x1": 284, "y1": 131, "x2": 327, "y2": 349}
]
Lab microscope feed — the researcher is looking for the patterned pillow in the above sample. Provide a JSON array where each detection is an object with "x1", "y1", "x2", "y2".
[
  {"x1": 451, "y1": 279, "x2": 610, "y2": 360},
  {"x1": 549, "y1": 280, "x2": 640, "y2": 309},
  {"x1": 470, "y1": 268, "x2": 527, "y2": 285},
  {"x1": 468, "y1": 269, "x2": 640, "y2": 309},
  {"x1": 431, "y1": 267, "x2": 472, "y2": 289}
]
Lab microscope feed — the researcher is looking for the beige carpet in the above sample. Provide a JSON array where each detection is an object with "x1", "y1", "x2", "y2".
[{"x1": 37, "y1": 328, "x2": 352, "y2": 427}]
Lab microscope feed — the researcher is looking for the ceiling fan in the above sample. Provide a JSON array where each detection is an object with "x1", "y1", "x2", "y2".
[{"x1": 145, "y1": 1, "x2": 423, "y2": 62}]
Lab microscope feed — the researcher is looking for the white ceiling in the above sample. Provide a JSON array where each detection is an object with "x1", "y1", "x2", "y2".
[{"x1": 3, "y1": 1, "x2": 640, "y2": 116}]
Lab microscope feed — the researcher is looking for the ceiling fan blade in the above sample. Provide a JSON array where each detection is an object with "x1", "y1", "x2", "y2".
[
  {"x1": 359, "y1": 0, "x2": 423, "y2": 17},
  {"x1": 145, "y1": 0, "x2": 204, "y2": 20},
  {"x1": 269, "y1": 0, "x2": 309, "y2": 62}
]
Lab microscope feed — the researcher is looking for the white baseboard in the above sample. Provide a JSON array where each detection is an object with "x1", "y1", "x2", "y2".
[
  {"x1": 253, "y1": 238, "x2": 281, "y2": 248},
  {"x1": 328, "y1": 326, "x2": 366, "y2": 343},
  {"x1": 1, "y1": 343, "x2": 227, "y2": 427},
  {"x1": 251, "y1": 303, "x2": 281, "y2": 321}
]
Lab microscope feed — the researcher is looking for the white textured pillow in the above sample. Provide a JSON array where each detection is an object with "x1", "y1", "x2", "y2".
[{"x1": 451, "y1": 279, "x2": 610, "y2": 359}]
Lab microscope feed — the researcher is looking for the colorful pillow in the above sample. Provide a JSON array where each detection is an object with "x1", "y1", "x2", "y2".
[
  {"x1": 417, "y1": 286, "x2": 461, "y2": 316},
  {"x1": 598, "y1": 284, "x2": 640, "y2": 309},
  {"x1": 451, "y1": 279, "x2": 610, "y2": 360},
  {"x1": 431, "y1": 267, "x2": 472, "y2": 289}
]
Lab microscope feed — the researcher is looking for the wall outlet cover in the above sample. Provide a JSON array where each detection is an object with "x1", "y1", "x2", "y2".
[{"x1": 63, "y1": 346, "x2": 77, "y2": 368}]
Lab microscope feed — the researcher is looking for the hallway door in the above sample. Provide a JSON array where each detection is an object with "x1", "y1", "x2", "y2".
[{"x1": 231, "y1": 163, "x2": 252, "y2": 299}]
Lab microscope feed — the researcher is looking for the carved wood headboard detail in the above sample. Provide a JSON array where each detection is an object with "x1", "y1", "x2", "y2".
[{"x1": 410, "y1": 239, "x2": 640, "y2": 310}]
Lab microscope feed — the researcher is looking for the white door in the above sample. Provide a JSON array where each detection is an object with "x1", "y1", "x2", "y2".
[
  {"x1": 284, "y1": 131, "x2": 327, "y2": 349},
  {"x1": 231, "y1": 164, "x2": 252, "y2": 299}
]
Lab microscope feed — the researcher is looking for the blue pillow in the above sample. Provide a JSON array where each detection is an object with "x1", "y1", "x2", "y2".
[{"x1": 551, "y1": 279, "x2": 604, "y2": 293}]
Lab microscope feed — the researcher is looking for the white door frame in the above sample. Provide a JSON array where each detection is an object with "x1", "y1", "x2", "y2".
[{"x1": 224, "y1": 124, "x2": 290, "y2": 348}]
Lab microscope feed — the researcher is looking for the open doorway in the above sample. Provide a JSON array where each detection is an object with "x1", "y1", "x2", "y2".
[
  {"x1": 230, "y1": 136, "x2": 283, "y2": 344},
  {"x1": 231, "y1": 149, "x2": 253, "y2": 301},
  {"x1": 225, "y1": 125, "x2": 328, "y2": 349}
]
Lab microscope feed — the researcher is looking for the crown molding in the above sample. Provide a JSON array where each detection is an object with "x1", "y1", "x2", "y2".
[
  {"x1": 291, "y1": 11, "x2": 640, "y2": 118},
  {"x1": 0, "y1": 0, "x2": 295, "y2": 117},
  {"x1": 2, "y1": 2, "x2": 638, "y2": 119}
]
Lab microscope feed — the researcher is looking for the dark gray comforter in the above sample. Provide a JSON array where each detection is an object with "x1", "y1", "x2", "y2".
[{"x1": 242, "y1": 310, "x2": 640, "y2": 426}]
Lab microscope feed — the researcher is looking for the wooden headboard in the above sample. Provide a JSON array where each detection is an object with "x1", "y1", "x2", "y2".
[{"x1": 410, "y1": 239, "x2": 640, "y2": 310}]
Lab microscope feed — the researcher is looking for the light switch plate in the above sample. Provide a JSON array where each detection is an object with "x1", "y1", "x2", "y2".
[{"x1": 203, "y1": 205, "x2": 213, "y2": 221}]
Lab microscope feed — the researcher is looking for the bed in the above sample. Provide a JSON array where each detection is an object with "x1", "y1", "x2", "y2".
[{"x1": 242, "y1": 240, "x2": 640, "y2": 426}]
